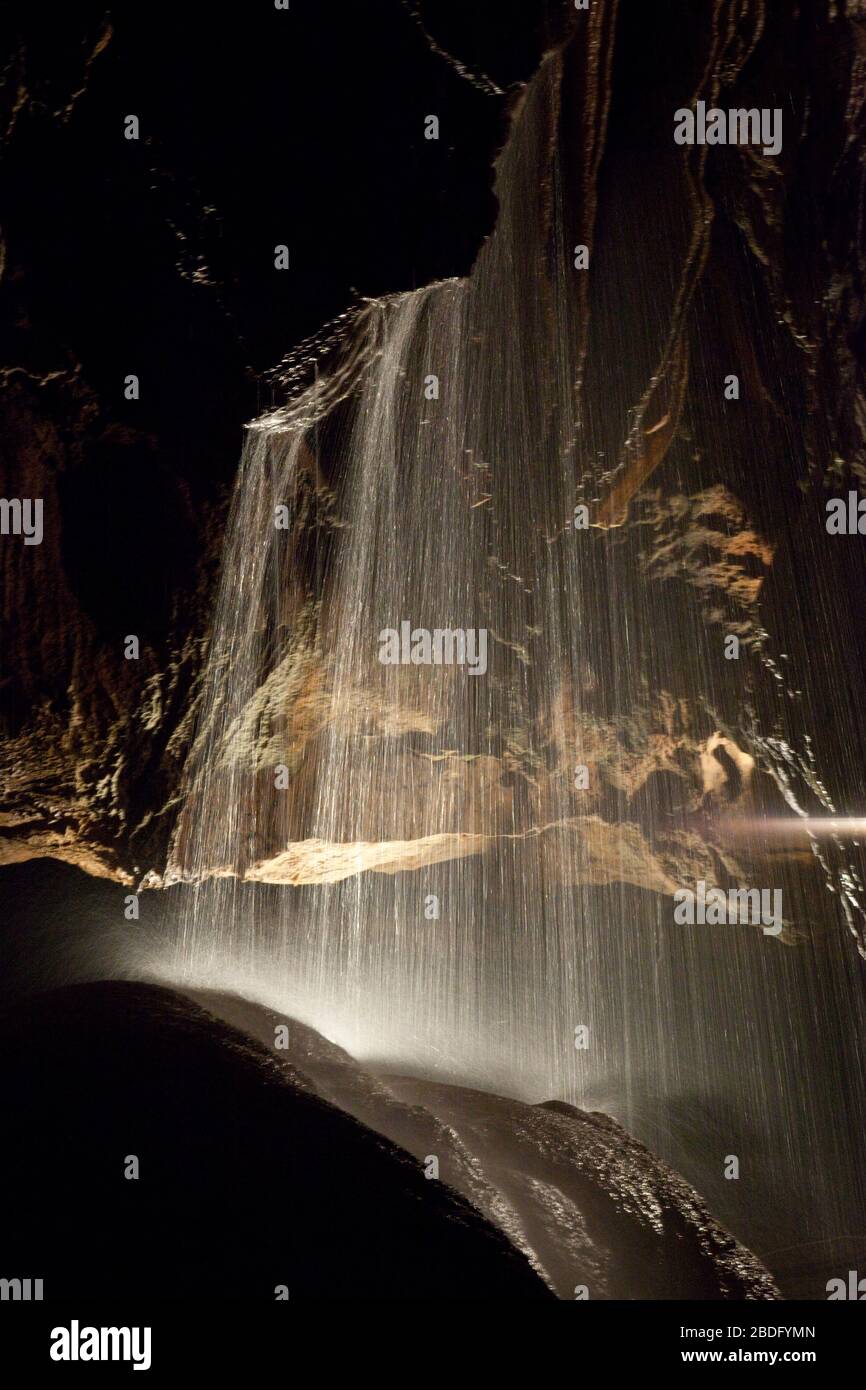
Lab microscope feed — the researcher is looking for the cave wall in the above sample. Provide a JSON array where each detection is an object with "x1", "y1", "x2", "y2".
[
  {"x1": 0, "y1": 0, "x2": 560, "y2": 878},
  {"x1": 1, "y1": 0, "x2": 865, "y2": 904}
]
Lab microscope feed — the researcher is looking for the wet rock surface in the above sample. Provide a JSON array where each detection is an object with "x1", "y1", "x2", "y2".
[
  {"x1": 1, "y1": 2, "x2": 865, "y2": 935},
  {"x1": 0, "y1": 978, "x2": 779, "y2": 1300},
  {"x1": 0, "y1": 980, "x2": 553, "y2": 1299},
  {"x1": 187, "y1": 986, "x2": 779, "y2": 1299}
]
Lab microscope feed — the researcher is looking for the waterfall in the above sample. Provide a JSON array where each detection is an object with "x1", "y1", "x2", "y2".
[{"x1": 159, "y1": 36, "x2": 866, "y2": 1296}]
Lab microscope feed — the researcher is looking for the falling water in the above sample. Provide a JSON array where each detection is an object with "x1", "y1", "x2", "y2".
[{"x1": 159, "y1": 37, "x2": 866, "y2": 1296}]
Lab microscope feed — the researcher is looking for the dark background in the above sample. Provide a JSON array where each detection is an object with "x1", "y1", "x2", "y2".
[
  {"x1": 1, "y1": 0, "x2": 565, "y2": 492},
  {"x1": 2, "y1": 1, "x2": 866, "y2": 1305}
]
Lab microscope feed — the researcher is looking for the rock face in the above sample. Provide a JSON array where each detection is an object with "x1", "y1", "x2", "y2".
[
  {"x1": 186, "y1": 987, "x2": 779, "y2": 1299},
  {"x1": 0, "y1": 980, "x2": 552, "y2": 1299},
  {"x1": 1, "y1": 3, "x2": 865, "y2": 949},
  {"x1": 387, "y1": 1083, "x2": 779, "y2": 1300},
  {"x1": 0, "y1": 2, "x2": 554, "y2": 884},
  {"x1": 0, "y1": 978, "x2": 780, "y2": 1299}
]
